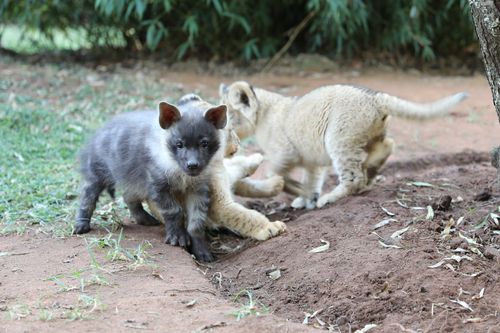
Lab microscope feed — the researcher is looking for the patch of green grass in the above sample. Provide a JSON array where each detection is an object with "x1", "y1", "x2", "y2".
[
  {"x1": 0, "y1": 94, "x2": 82, "y2": 235},
  {"x1": 37, "y1": 307, "x2": 54, "y2": 322},
  {"x1": 87, "y1": 229, "x2": 153, "y2": 268},
  {"x1": 62, "y1": 294, "x2": 106, "y2": 321},
  {"x1": 45, "y1": 240, "x2": 113, "y2": 293},
  {"x1": 0, "y1": 58, "x2": 187, "y2": 237},
  {"x1": 6, "y1": 304, "x2": 31, "y2": 320},
  {"x1": 229, "y1": 290, "x2": 269, "y2": 321}
]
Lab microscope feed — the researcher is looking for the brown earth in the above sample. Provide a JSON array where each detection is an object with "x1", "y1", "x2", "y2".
[{"x1": 1, "y1": 60, "x2": 500, "y2": 333}]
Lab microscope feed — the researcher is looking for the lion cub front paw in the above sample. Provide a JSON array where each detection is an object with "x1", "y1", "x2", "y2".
[
  {"x1": 244, "y1": 153, "x2": 264, "y2": 175},
  {"x1": 316, "y1": 195, "x2": 330, "y2": 208},
  {"x1": 265, "y1": 175, "x2": 285, "y2": 196},
  {"x1": 291, "y1": 196, "x2": 306, "y2": 209},
  {"x1": 253, "y1": 221, "x2": 287, "y2": 241}
]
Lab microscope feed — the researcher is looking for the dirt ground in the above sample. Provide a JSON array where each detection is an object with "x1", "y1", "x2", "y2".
[{"x1": 1, "y1": 61, "x2": 500, "y2": 332}]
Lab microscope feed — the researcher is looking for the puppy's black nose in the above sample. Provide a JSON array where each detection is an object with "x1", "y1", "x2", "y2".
[{"x1": 187, "y1": 162, "x2": 199, "y2": 170}]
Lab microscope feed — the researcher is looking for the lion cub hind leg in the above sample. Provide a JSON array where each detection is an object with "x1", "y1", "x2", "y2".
[
  {"x1": 363, "y1": 137, "x2": 395, "y2": 187},
  {"x1": 234, "y1": 175, "x2": 284, "y2": 198},
  {"x1": 317, "y1": 147, "x2": 367, "y2": 208}
]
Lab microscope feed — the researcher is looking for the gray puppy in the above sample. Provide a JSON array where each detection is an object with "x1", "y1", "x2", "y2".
[{"x1": 74, "y1": 96, "x2": 227, "y2": 262}]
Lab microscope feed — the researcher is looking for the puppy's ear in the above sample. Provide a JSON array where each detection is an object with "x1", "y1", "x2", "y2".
[
  {"x1": 204, "y1": 105, "x2": 227, "y2": 129},
  {"x1": 159, "y1": 102, "x2": 181, "y2": 129}
]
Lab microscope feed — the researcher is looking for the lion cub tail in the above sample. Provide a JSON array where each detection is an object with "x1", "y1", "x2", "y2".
[{"x1": 375, "y1": 91, "x2": 468, "y2": 120}]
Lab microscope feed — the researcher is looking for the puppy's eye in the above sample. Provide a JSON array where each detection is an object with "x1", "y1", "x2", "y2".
[
  {"x1": 200, "y1": 140, "x2": 209, "y2": 148},
  {"x1": 176, "y1": 141, "x2": 184, "y2": 149}
]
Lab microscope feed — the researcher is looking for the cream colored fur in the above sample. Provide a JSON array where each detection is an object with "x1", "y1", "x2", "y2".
[{"x1": 219, "y1": 81, "x2": 468, "y2": 209}]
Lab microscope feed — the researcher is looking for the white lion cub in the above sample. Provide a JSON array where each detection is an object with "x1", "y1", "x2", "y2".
[{"x1": 219, "y1": 81, "x2": 468, "y2": 209}]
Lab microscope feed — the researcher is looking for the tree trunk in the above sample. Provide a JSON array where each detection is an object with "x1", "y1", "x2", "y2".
[{"x1": 469, "y1": 0, "x2": 500, "y2": 179}]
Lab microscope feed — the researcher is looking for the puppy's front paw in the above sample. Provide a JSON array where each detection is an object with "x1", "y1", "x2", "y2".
[
  {"x1": 254, "y1": 221, "x2": 287, "y2": 241},
  {"x1": 190, "y1": 236, "x2": 214, "y2": 262},
  {"x1": 165, "y1": 228, "x2": 191, "y2": 247},
  {"x1": 74, "y1": 221, "x2": 91, "y2": 234}
]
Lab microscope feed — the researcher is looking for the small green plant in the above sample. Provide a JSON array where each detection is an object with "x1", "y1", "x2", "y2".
[
  {"x1": 230, "y1": 289, "x2": 269, "y2": 321},
  {"x1": 38, "y1": 307, "x2": 54, "y2": 321},
  {"x1": 87, "y1": 229, "x2": 153, "y2": 268},
  {"x1": 62, "y1": 294, "x2": 105, "y2": 321},
  {"x1": 6, "y1": 304, "x2": 31, "y2": 320}
]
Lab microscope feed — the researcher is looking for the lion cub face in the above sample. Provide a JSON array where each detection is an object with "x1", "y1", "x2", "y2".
[{"x1": 219, "y1": 81, "x2": 259, "y2": 140}]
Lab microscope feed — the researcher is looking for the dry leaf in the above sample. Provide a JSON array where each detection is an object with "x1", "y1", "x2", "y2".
[
  {"x1": 309, "y1": 239, "x2": 330, "y2": 253},
  {"x1": 373, "y1": 218, "x2": 397, "y2": 230},
  {"x1": 428, "y1": 255, "x2": 472, "y2": 268},
  {"x1": 452, "y1": 247, "x2": 468, "y2": 253},
  {"x1": 303, "y1": 309, "x2": 323, "y2": 325},
  {"x1": 456, "y1": 216, "x2": 465, "y2": 226},
  {"x1": 380, "y1": 205, "x2": 395, "y2": 216},
  {"x1": 426, "y1": 206, "x2": 434, "y2": 220},
  {"x1": 354, "y1": 324, "x2": 378, "y2": 333},
  {"x1": 459, "y1": 232, "x2": 481, "y2": 247},
  {"x1": 441, "y1": 218, "x2": 455, "y2": 240},
  {"x1": 445, "y1": 263, "x2": 456, "y2": 272},
  {"x1": 407, "y1": 181, "x2": 434, "y2": 187},
  {"x1": 315, "y1": 317, "x2": 326, "y2": 326},
  {"x1": 463, "y1": 317, "x2": 482, "y2": 323},
  {"x1": 391, "y1": 226, "x2": 409, "y2": 239},
  {"x1": 396, "y1": 199, "x2": 409, "y2": 208},
  {"x1": 428, "y1": 260, "x2": 445, "y2": 268},
  {"x1": 450, "y1": 299, "x2": 473, "y2": 312},
  {"x1": 182, "y1": 299, "x2": 197, "y2": 308},
  {"x1": 490, "y1": 213, "x2": 499, "y2": 225},
  {"x1": 459, "y1": 271, "x2": 483, "y2": 278},
  {"x1": 267, "y1": 269, "x2": 281, "y2": 280},
  {"x1": 378, "y1": 240, "x2": 401, "y2": 249},
  {"x1": 471, "y1": 288, "x2": 485, "y2": 300}
]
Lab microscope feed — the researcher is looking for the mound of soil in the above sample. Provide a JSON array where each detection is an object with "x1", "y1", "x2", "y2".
[{"x1": 209, "y1": 151, "x2": 500, "y2": 332}]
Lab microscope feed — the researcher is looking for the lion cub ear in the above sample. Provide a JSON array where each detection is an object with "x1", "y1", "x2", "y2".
[
  {"x1": 204, "y1": 105, "x2": 227, "y2": 129},
  {"x1": 159, "y1": 102, "x2": 181, "y2": 129},
  {"x1": 226, "y1": 81, "x2": 258, "y2": 113}
]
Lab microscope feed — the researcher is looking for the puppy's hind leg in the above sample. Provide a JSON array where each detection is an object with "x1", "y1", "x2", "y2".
[
  {"x1": 75, "y1": 180, "x2": 105, "y2": 234},
  {"x1": 124, "y1": 196, "x2": 161, "y2": 226},
  {"x1": 317, "y1": 147, "x2": 366, "y2": 208}
]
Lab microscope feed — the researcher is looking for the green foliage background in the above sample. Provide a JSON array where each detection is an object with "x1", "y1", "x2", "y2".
[{"x1": 0, "y1": 0, "x2": 476, "y2": 61}]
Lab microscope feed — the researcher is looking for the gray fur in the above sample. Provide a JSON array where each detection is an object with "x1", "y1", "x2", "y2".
[
  {"x1": 75, "y1": 100, "x2": 227, "y2": 262},
  {"x1": 178, "y1": 93, "x2": 202, "y2": 105}
]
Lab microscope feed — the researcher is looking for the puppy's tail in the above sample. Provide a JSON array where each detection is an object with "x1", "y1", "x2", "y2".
[{"x1": 375, "y1": 91, "x2": 468, "y2": 120}]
